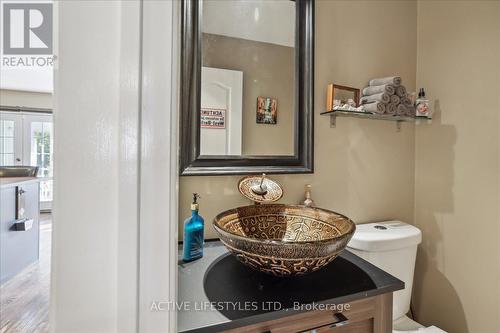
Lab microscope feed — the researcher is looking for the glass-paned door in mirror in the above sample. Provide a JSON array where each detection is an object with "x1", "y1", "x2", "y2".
[{"x1": 200, "y1": 0, "x2": 295, "y2": 156}]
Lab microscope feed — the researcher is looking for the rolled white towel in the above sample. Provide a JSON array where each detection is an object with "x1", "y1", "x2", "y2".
[
  {"x1": 396, "y1": 85, "x2": 407, "y2": 97},
  {"x1": 360, "y1": 92, "x2": 391, "y2": 104},
  {"x1": 396, "y1": 104, "x2": 407, "y2": 116},
  {"x1": 386, "y1": 103, "x2": 397, "y2": 115},
  {"x1": 362, "y1": 84, "x2": 395, "y2": 96},
  {"x1": 369, "y1": 76, "x2": 402, "y2": 87},
  {"x1": 405, "y1": 105, "x2": 416, "y2": 117},
  {"x1": 362, "y1": 102, "x2": 386, "y2": 114},
  {"x1": 401, "y1": 96, "x2": 413, "y2": 107},
  {"x1": 391, "y1": 95, "x2": 401, "y2": 105}
]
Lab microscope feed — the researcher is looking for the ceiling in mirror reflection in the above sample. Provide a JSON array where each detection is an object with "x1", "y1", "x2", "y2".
[{"x1": 202, "y1": 0, "x2": 295, "y2": 47}]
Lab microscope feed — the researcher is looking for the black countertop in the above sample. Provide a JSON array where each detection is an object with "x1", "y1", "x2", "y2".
[{"x1": 178, "y1": 241, "x2": 403, "y2": 333}]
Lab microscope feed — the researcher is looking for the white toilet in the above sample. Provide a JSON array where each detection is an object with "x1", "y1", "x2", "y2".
[{"x1": 347, "y1": 220, "x2": 445, "y2": 332}]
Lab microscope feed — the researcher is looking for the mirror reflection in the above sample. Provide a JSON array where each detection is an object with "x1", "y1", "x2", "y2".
[{"x1": 200, "y1": 0, "x2": 296, "y2": 156}]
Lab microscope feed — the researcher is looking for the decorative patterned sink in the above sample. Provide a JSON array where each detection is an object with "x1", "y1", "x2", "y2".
[{"x1": 213, "y1": 204, "x2": 355, "y2": 277}]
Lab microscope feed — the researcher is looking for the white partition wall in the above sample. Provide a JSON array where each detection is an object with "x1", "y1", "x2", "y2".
[
  {"x1": 140, "y1": 0, "x2": 179, "y2": 332},
  {"x1": 53, "y1": 1, "x2": 129, "y2": 331},
  {"x1": 52, "y1": 1, "x2": 178, "y2": 332}
]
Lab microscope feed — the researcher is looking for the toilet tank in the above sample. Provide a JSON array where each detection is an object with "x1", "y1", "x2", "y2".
[{"x1": 347, "y1": 221, "x2": 422, "y2": 320}]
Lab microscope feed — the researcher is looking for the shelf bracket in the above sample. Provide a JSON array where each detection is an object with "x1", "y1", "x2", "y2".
[{"x1": 330, "y1": 115, "x2": 336, "y2": 128}]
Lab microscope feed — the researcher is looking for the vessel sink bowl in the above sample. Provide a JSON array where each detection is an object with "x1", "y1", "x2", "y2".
[
  {"x1": 0, "y1": 166, "x2": 39, "y2": 178},
  {"x1": 213, "y1": 204, "x2": 355, "y2": 277}
]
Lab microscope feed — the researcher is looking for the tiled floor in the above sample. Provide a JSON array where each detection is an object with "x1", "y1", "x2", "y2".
[{"x1": 0, "y1": 213, "x2": 51, "y2": 333}]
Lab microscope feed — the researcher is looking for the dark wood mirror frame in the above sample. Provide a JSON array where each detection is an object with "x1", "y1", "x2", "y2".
[{"x1": 180, "y1": 0, "x2": 314, "y2": 176}]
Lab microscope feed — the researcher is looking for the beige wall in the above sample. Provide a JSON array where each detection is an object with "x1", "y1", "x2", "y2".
[
  {"x1": 181, "y1": 0, "x2": 417, "y2": 239},
  {"x1": 413, "y1": 1, "x2": 500, "y2": 332},
  {"x1": 0, "y1": 89, "x2": 53, "y2": 109},
  {"x1": 202, "y1": 33, "x2": 295, "y2": 155}
]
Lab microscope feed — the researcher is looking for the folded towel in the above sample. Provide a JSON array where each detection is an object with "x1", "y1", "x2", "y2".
[
  {"x1": 386, "y1": 103, "x2": 397, "y2": 115},
  {"x1": 362, "y1": 102, "x2": 386, "y2": 114},
  {"x1": 396, "y1": 85, "x2": 407, "y2": 97},
  {"x1": 396, "y1": 104, "x2": 407, "y2": 116},
  {"x1": 362, "y1": 84, "x2": 395, "y2": 96},
  {"x1": 360, "y1": 92, "x2": 391, "y2": 104},
  {"x1": 369, "y1": 76, "x2": 402, "y2": 87},
  {"x1": 391, "y1": 95, "x2": 401, "y2": 105}
]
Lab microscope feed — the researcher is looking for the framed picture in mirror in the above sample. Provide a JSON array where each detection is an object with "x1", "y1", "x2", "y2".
[{"x1": 256, "y1": 97, "x2": 278, "y2": 125}]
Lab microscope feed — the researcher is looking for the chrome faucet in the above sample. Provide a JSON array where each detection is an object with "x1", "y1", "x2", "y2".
[
  {"x1": 251, "y1": 173, "x2": 268, "y2": 195},
  {"x1": 238, "y1": 173, "x2": 283, "y2": 204}
]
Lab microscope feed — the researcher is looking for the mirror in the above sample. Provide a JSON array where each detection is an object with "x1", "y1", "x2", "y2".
[
  {"x1": 180, "y1": 0, "x2": 314, "y2": 175},
  {"x1": 200, "y1": 0, "x2": 295, "y2": 156}
]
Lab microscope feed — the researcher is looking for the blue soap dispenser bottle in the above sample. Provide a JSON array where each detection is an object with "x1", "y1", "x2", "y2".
[{"x1": 182, "y1": 193, "x2": 204, "y2": 262}]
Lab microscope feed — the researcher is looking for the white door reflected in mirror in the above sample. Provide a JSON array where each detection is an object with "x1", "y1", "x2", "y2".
[{"x1": 200, "y1": 67, "x2": 243, "y2": 156}]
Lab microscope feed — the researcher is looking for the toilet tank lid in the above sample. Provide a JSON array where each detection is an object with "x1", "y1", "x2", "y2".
[{"x1": 348, "y1": 221, "x2": 422, "y2": 252}]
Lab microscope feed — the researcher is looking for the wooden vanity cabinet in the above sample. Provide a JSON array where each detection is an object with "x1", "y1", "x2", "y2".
[{"x1": 222, "y1": 294, "x2": 392, "y2": 333}]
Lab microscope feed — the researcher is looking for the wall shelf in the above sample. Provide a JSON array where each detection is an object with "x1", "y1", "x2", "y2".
[{"x1": 320, "y1": 110, "x2": 428, "y2": 130}]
